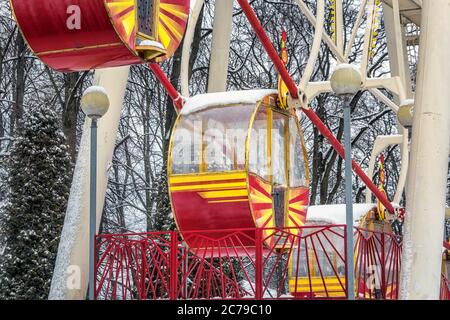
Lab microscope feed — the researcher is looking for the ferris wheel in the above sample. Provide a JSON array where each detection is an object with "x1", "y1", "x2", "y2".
[{"x1": 9, "y1": 0, "x2": 450, "y2": 300}]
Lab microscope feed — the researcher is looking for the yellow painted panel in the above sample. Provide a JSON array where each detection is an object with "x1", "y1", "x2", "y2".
[
  {"x1": 289, "y1": 277, "x2": 346, "y2": 286},
  {"x1": 208, "y1": 199, "x2": 249, "y2": 204},
  {"x1": 170, "y1": 172, "x2": 246, "y2": 184},
  {"x1": 199, "y1": 189, "x2": 248, "y2": 199},
  {"x1": 170, "y1": 181, "x2": 247, "y2": 192}
]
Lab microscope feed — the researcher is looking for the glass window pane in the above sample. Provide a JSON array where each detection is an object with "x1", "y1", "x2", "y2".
[
  {"x1": 171, "y1": 116, "x2": 201, "y2": 174},
  {"x1": 202, "y1": 104, "x2": 254, "y2": 172},
  {"x1": 249, "y1": 107, "x2": 269, "y2": 180},
  {"x1": 289, "y1": 118, "x2": 307, "y2": 187},
  {"x1": 171, "y1": 104, "x2": 255, "y2": 174},
  {"x1": 272, "y1": 112, "x2": 287, "y2": 186}
]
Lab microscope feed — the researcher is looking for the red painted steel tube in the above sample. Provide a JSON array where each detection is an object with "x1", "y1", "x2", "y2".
[
  {"x1": 149, "y1": 63, "x2": 184, "y2": 111},
  {"x1": 255, "y1": 228, "x2": 263, "y2": 299},
  {"x1": 170, "y1": 231, "x2": 179, "y2": 300},
  {"x1": 305, "y1": 109, "x2": 395, "y2": 213},
  {"x1": 236, "y1": 0, "x2": 299, "y2": 99},
  {"x1": 236, "y1": 0, "x2": 395, "y2": 213}
]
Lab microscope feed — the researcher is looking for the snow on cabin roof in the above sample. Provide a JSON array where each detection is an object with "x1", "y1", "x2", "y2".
[
  {"x1": 306, "y1": 203, "x2": 377, "y2": 226},
  {"x1": 180, "y1": 89, "x2": 277, "y2": 116}
]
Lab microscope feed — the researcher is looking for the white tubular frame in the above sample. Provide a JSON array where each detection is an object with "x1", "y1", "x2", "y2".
[
  {"x1": 365, "y1": 134, "x2": 407, "y2": 204},
  {"x1": 360, "y1": 0, "x2": 376, "y2": 80},
  {"x1": 207, "y1": 0, "x2": 234, "y2": 93},
  {"x1": 345, "y1": 0, "x2": 368, "y2": 60},
  {"x1": 180, "y1": 0, "x2": 205, "y2": 97},
  {"x1": 297, "y1": 0, "x2": 325, "y2": 95}
]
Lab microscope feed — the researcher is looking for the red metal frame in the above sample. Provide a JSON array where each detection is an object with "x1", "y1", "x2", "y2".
[
  {"x1": 354, "y1": 228, "x2": 402, "y2": 299},
  {"x1": 235, "y1": 0, "x2": 394, "y2": 214},
  {"x1": 149, "y1": 63, "x2": 184, "y2": 111}
]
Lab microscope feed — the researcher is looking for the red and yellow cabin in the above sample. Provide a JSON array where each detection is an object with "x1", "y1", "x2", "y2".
[
  {"x1": 168, "y1": 90, "x2": 310, "y2": 255},
  {"x1": 10, "y1": 0, "x2": 189, "y2": 72},
  {"x1": 288, "y1": 205, "x2": 400, "y2": 299}
]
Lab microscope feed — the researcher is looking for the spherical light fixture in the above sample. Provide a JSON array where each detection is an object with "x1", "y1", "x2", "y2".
[
  {"x1": 397, "y1": 99, "x2": 415, "y2": 128},
  {"x1": 81, "y1": 86, "x2": 110, "y2": 119},
  {"x1": 330, "y1": 64, "x2": 363, "y2": 96}
]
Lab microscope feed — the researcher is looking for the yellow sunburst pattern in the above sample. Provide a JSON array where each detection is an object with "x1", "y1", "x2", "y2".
[
  {"x1": 248, "y1": 174, "x2": 278, "y2": 246},
  {"x1": 156, "y1": 0, "x2": 190, "y2": 62},
  {"x1": 287, "y1": 187, "x2": 309, "y2": 230},
  {"x1": 105, "y1": 0, "x2": 137, "y2": 50},
  {"x1": 105, "y1": 0, "x2": 189, "y2": 61}
]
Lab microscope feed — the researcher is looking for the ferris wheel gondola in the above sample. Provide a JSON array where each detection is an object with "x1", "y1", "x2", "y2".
[
  {"x1": 10, "y1": 0, "x2": 189, "y2": 72},
  {"x1": 168, "y1": 90, "x2": 310, "y2": 256}
]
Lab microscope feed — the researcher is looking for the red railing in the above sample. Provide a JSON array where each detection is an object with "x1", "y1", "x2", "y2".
[
  {"x1": 354, "y1": 228, "x2": 402, "y2": 299},
  {"x1": 94, "y1": 225, "x2": 448, "y2": 300},
  {"x1": 95, "y1": 225, "x2": 347, "y2": 300}
]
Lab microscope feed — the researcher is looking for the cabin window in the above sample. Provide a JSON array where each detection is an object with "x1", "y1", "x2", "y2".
[
  {"x1": 171, "y1": 104, "x2": 254, "y2": 174},
  {"x1": 249, "y1": 107, "x2": 269, "y2": 181},
  {"x1": 171, "y1": 117, "x2": 201, "y2": 174},
  {"x1": 272, "y1": 112, "x2": 287, "y2": 186},
  {"x1": 289, "y1": 118, "x2": 307, "y2": 188}
]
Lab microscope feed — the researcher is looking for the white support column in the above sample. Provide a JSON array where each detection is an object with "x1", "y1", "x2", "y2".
[
  {"x1": 334, "y1": 0, "x2": 344, "y2": 54},
  {"x1": 49, "y1": 67, "x2": 130, "y2": 300},
  {"x1": 374, "y1": 2, "x2": 413, "y2": 205},
  {"x1": 207, "y1": 0, "x2": 234, "y2": 93},
  {"x1": 400, "y1": 0, "x2": 450, "y2": 300}
]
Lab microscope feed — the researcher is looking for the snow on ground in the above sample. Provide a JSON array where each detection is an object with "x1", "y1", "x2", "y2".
[
  {"x1": 180, "y1": 89, "x2": 277, "y2": 115},
  {"x1": 306, "y1": 203, "x2": 377, "y2": 226}
]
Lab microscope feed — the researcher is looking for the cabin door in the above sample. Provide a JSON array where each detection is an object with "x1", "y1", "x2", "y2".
[{"x1": 271, "y1": 110, "x2": 289, "y2": 228}]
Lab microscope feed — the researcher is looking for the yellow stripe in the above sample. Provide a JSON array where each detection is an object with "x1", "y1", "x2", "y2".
[
  {"x1": 170, "y1": 181, "x2": 247, "y2": 192},
  {"x1": 160, "y1": 4, "x2": 189, "y2": 19},
  {"x1": 290, "y1": 283, "x2": 345, "y2": 289},
  {"x1": 199, "y1": 189, "x2": 248, "y2": 199},
  {"x1": 38, "y1": 43, "x2": 123, "y2": 56},
  {"x1": 249, "y1": 188, "x2": 272, "y2": 203},
  {"x1": 289, "y1": 202, "x2": 307, "y2": 211},
  {"x1": 290, "y1": 278, "x2": 345, "y2": 285},
  {"x1": 169, "y1": 172, "x2": 246, "y2": 184},
  {"x1": 208, "y1": 199, "x2": 249, "y2": 204}
]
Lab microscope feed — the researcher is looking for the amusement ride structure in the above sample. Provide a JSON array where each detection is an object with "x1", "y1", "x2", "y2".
[{"x1": 9, "y1": 0, "x2": 450, "y2": 300}]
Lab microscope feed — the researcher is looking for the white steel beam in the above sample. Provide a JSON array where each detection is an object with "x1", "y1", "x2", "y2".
[
  {"x1": 400, "y1": 0, "x2": 450, "y2": 300},
  {"x1": 207, "y1": 0, "x2": 234, "y2": 93},
  {"x1": 49, "y1": 67, "x2": 130, "y2": 300},
  {"x1": 181, "y1": 0, "x2": 205, "y2": 97}
]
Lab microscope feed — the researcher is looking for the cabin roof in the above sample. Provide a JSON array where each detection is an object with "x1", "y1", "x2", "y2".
[
  {"x1": 181, "y1": 89, "x2": 277, "y2": 116},
  {"x1": 306, "y1": 203, "x2": 377, "y2": 226}
]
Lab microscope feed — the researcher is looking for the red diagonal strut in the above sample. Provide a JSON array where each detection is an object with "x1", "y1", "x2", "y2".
[
  {"x1": 149, "y1": 63, "x2": 184, "y2": 111},
  {"x1": 236, "y1": 0, "x2": 395, "y2": 213}
]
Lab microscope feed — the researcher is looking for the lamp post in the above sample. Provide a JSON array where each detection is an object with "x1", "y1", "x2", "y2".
[
  {"x1": 80, "y1": 86, "x2": 110, "y2": 300},
  {"x1": 330, "y1": 64, "x2": 362, "y2": 300}
]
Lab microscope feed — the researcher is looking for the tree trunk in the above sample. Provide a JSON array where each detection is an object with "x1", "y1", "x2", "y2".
[
  {"x1": 63, "y1": 72, "x2": 80, "y2": 161},
  {"x1": 12, "y1": 32, "x2": 26, "y2": 133}
]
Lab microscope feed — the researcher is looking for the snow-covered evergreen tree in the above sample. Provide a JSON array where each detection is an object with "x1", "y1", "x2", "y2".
[
  {"x1": 153, "y1": 173, "x2": 176, "y2": 231},
  {"x1": 0, "y1": 105, "x2": 72, "y2": 299}
]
